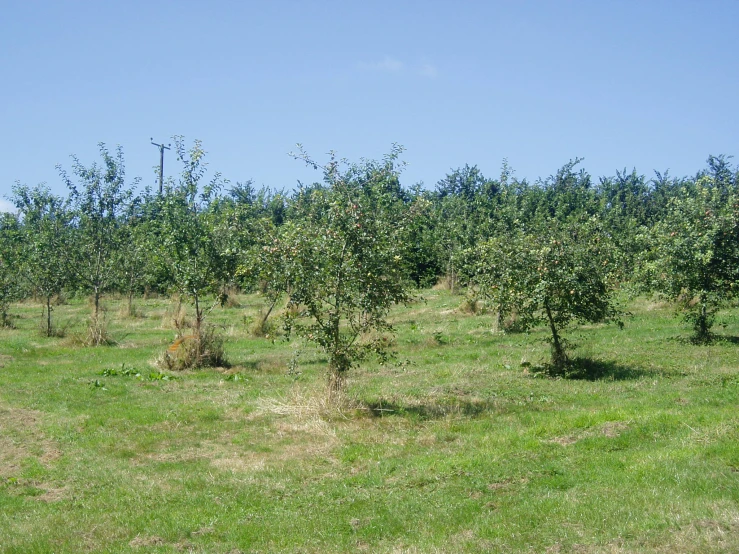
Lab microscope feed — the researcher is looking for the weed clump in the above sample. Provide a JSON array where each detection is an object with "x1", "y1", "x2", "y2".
[
  {"x1": 0, "y1": 313, "x2": 14, "y2": 329},
  {"x1": 118, "y1": 299, "x2": 144, "y2": 319},
  {"x1": 219, "y1": 285, "x2": 242, "y2": 308},
  {"x1": 500, "y1": 310, "x2": 526, "y2": 333},
  {"x1": 161, "y1": 294, "x2": 189, "y2": 331},
  {"x1": 38, "y1": 315, "x2": 68, "y2": 338},
  {"x1": 433, "y1": 274, "x2": 460, "y2": 294},
  {"x1": 247, "y1": 308, "x2": 274, "y2": 337},
  {"x1": 74, "y1": 313, "x2": 115, "y2": 346},
  {"x1": 459, "y1": 296, "x2": 486, "y2": 315},
  {"x1": 158, "y1": 324, "x2": 227, "y2": 370}
]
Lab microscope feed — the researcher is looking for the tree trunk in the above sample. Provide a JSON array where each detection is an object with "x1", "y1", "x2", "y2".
[
  {"x1": 261, "y1": 297, "x2": 278, "y2": 327},
  {"x1": 46, "y1": 296, "x2": 53, "y2": 337},
  {"x1": 695, "y1": 295, "x2": 710, "y2": 342},
  {"x1": 194, "y1": 293, "x2": 202, "y2": 337},
  {"x1": 447, "y1": 256, "x2": 456, "y2": 295},
  {"x1": 93, "y1": 288, "x2": 100, "y2": 318},
  {"x1": 327, "y1": 358, "x2": 346, "y2": 397},
  {"x1": 191, "y1": 293, "x2": 202, "y2": 363},
  {"x1": 545, "y1": 302, "x2": 567, "y2": 371},
  {"x1": 327, "y1": 337, "x2": 349, "y2": 396}
]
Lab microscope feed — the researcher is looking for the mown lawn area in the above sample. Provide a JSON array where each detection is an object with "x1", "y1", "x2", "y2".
[{"x1": 1, "y1": 290, "x2": 738, "y2": 553}]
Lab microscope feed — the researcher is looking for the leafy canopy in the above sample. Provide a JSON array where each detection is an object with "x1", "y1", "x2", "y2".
[
  {"x1": 472, "y1": 216, "x2": 621, "y2": 372},
  {"x1": 641, "y1": 174, "x2": 739, "y2": 341},
  {"x1": 278, "y1": 147, "x2": 412, "y2": 391}
]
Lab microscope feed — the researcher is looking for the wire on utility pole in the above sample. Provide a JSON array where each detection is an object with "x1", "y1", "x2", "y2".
[{"x1": 150, "y1": 138, "x2": 171, "y2": 194}]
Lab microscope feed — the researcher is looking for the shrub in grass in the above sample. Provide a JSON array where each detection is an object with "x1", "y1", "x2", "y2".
[
  {"x1": 37, "y1": 316, "x2": 67, "y2": 338},
  {"x1": 218, "y1": 285, "x2": 242, "y2": 308},
  {"x1": 118, "y1": 300, "x2": 143, "y2": 319},
  {"x1": 459, "y1": 295, "x2": 485, "y2": 315},
  {"x1": 161, "y1": 294, "x2": 189, "y2": 331},
  {"x1": 70, "y1": 312, "x2": 114, "y2": 346},
  {"x1": 500, "y1": 309, "x2": 527, "y2": 334}
]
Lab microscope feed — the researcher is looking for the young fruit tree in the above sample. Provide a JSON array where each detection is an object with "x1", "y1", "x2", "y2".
[
  {"x1": 235, "y1": 216, "x2": 288, "y2": 336},
  {"x1": 155, "y1": 137, "x2": 230, "y2": 369},
  {"x1": 0, "y1": 212, "x2": 23, "y2": 328},
  {"x1": 279, "y1": 147, "x2": 411, "y2": 394},
  {"x1": 471, "y1": 217, "x2": 621, "y2": 374},
  {"x1": 118, "y1": 208, "x2": 155, "y2": 318},
  {"x1": 641, "y1": 175, "x2": 739, "y2": 342},
  {"x1": 10, "y1": 185, "x2": 71, "y2": 336},
  {"x1": 59, "y1": 144, "x2": 137, "y2": 344}
]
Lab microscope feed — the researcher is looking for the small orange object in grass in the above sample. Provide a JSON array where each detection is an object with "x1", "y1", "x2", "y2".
[{"x1": 168, "y1": 335, "x2": 196, "y2": 352}]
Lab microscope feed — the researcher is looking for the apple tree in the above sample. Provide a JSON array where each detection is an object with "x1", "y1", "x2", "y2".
[
  {"x1": 0, "y1": 211, "x2": 23, "y2": 327},
  {"x1": 472, "y1": 217, "x2": 621, "y2": 373},
  {"x1": 60, "y1": 144, "x2": 137, "y2": 343},
  {"x1": 11, "y1": 184, "x2": 71, "y2": 336},
  {"x1": 155, "y1": 137, "x2": 231, "y2": 367},
  {"x1": 641, "y1": 175, "x2": 739, "y2": 341},
  {"x1": 279, "y1": 147, "x2": 412, "y2": 393}
]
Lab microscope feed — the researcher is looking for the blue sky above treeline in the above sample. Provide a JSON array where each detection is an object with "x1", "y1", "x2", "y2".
[{"x1": 1, "y1": 0, "x2": 737, "y2": 211}]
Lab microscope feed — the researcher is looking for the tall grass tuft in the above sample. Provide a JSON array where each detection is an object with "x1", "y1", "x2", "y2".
[
  {"x1": 82, "y1": 313, "x2": 115, "y2": 346},
  {"x1": 161, "y1": 294, "x2": 189, "y2": 331},
  {"x1": 158, "y1": 324, "x2": 227, "y2": 370}
]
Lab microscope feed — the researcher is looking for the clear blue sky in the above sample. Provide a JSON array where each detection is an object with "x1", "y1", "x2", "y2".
[{"x1": 1, "y1": 0, "x2": 738, "y2": 209}]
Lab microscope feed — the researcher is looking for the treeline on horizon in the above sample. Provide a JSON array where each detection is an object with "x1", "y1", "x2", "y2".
[{"x1": 1, "y1": 137, "x2": 738, "y2": 378}]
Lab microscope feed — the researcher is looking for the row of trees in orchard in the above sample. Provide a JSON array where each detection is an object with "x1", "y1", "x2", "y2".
[{"x1": 1, "y1": 138, "x2": 738, "y2": 387}]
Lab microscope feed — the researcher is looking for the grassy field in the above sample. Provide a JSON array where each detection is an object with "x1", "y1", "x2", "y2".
[{"x1": 1, "y1": 290, "x2": 738, "y2": 553}]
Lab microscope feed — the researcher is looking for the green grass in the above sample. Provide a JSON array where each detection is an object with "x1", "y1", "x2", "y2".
[{"x1": 1, "y1": 291, "x2": 738, "y2": 553}]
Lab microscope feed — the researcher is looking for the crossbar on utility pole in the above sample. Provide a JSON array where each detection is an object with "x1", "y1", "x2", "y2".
[{"x1": 150, "y1": 138, "x2": 171, "y2": 194}]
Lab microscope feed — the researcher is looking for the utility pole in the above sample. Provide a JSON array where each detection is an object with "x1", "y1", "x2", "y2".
[{"x1": 150, "y1": 138, "x2": 171, "y2": 194}]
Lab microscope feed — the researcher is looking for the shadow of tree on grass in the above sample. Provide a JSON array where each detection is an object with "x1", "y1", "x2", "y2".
[
  {"x1": 557, "y1": 357, "x2": 656, "y2": 381},
  {"x1": 670, "y1": 333, "x2": 739, "y2": 345},
  {"x1": 364, "y1": 398, "x2": 499, "y2": 420},
  {"x1": 712, "y1": 334, "x2": 739, "y2": 345}
]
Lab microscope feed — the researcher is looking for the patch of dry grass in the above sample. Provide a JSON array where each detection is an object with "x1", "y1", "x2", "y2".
[
  {"x1": 546, "y1": 420, "x2": 632, "y2": 446},
  {"x1": 0, "y1": 403, "x2": 61, "y2": 478}
]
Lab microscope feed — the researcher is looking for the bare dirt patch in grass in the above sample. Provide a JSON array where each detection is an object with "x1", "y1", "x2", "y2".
[
  {"x1": 37, "y1": 484, "x2": 68, "y2": 503},
  {"x1": 361, "y1": 394, "x2": 500, "y2": 420},
  {"x1": 654, "y1": 510, "x2": 739, "y2": 553},
  {"x1": 547, "y1": 421, "x2": 631, "y2": 446},
  {"x1": 115, "y1": 341, "x2": 141, "y2": 349},
  {"x1": 548, "y1": 435, "x2": 580, "y2": 446},
  {"x1": 129, "y1": 535, "x2": 165, "y2": 548},
  {"x1": 208, "y1": 434, "x2": 336, "y2": 474},
  {"x1": 0, "y1": 438, "x2": 29, "y2": 477},
  {"x1": 254, "y1": 357, "x2": 290, "y2": 373},
  {"x1": 213, "y1": 423, "x2": 338, "y2": 473},
  {"x1": 601, "y1": 420, "x2": 629, "y2": 438},
  {"x1": 486, "y1": 477, "x2": 528, "y2": 491}
]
